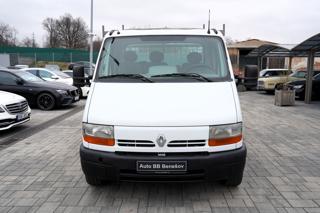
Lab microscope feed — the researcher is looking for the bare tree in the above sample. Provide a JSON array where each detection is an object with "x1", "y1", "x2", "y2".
[
  {"x1": 93, "y1": 37, "x2": 103, "y2": 51},
  {"x1": 43, "y1": 14, "x2": 89, "y2": 49},
  {"x1": 56, "y1": 14, "x2": 89, "y2": 49},
  {"x1": 21, "y1": 35, "x2": 38, "y2": 47},
  {"x1": 42, "y1": 18, "x2": 60, "y2": 48},
  {"x1": 0, "y1": 22, "x2": 18, "y2": 46},
  {"x1": 225, "y1": 36, "x2": 237, "y2": 46}
]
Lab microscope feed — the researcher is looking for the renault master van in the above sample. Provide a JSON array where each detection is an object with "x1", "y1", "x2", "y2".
[{"x1": 80, "y1": 28, "x2": 246, "y2": 186}]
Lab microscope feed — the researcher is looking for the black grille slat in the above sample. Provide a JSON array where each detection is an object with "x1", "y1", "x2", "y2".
[
  {"x1": 6, "y1": 101, "x2": 28, "y2": 114},
  {"x1": 167, "y1": 140, "x2": 206, "y2": 147},
  {"x1": 118, "y1": 140, "x2": 155, "y2": 147},
  {"x1": 117, "y1": 139, "x2": 206, "y2": 148}
]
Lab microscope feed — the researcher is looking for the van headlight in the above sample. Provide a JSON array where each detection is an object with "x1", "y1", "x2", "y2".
[
  {"x1": 82, "y1": 123, "x2": 115, "y2": 146},
  {"x1": 209, "y1": 122, "x2": 242, "y2": 146}
]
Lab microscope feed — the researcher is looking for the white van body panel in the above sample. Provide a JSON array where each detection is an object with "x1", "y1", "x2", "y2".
[{"x1": 85, "y1": 81, "x2": 238, "y2": 126}]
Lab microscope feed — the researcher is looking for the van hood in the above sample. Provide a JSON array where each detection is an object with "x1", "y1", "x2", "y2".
[{"x1": 86, "y1": 82, "x2": 238, "y2": 126}]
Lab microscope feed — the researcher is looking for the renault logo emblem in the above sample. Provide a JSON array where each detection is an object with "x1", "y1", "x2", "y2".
[{"x1": 156, "y1": 135, "x2": 167, "y2": 147}]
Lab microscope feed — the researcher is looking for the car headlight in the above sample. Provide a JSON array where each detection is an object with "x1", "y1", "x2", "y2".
[
  {"x1": 56, "y1": 90, "x2": 68, "y2": 95},
  {"x1": 209, "y1": 123, "x2": 242, "y2": 146},
  {"x1": 293, "y1": 85, "x2": 303, "y2": 89},
  {"x1": 0, "y1": 106, "x2": 5, "y2": 113},
  {"x1": 82, "y1": 123, "x2": 114, "y2": 146}
]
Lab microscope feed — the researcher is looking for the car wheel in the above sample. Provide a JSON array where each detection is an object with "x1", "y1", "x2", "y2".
[
  {"x1": 78, "y1": 87, "x2": 83, "y2": 98},
  {"x1": 85, "y1": 175, "x2": 103, "y2": 186},
  {"x1": 297, "y1": 92, "x2": 305, "y2": 100},
  {"x1": 37, "y1": 93, "x2": 56, "y2": 110}
]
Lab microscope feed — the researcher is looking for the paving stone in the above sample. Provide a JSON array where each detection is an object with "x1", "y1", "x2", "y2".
[
  {"x1": 35, "y1": 202, "x2": 59, "y2": 213},
  {"x1": 287, "y1": 200, "x2": 318, "y2": 208},
  {"x1": 192, "y1": 200, "x2": 211, "y2": 212},
  {"x1": 7, "y1": 207, "x2": 31, "y2": 213}
]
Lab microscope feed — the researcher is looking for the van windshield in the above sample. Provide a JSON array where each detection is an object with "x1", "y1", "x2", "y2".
[{"x1": 96, "y1": 35, "x2": 230, "y2": 83}]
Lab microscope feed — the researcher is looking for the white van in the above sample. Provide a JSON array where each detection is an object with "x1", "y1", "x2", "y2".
[{"x1": 80, "y1": 29, "x2": 246, "y2": 186}]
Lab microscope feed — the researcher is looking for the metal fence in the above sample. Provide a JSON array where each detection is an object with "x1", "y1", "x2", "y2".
[{"x1": 0, "y1": 46, "x2": 99, "y2": 66}]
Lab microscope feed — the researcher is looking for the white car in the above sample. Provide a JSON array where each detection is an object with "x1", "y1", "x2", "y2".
[
  {"x1": 80, "y1": 28, "x2": 246, "y2": 186},
  {"x1": 0, "y1": 91, "x2": 31, "y2": 131},
  {"x1": 21, "y1": 68, "x2": 73, "y2": 86},
  {"x1": 14, "y1": 65, "x2": 29, "y2": 69},
  {"x1": 63, "y1": 70, "x2": 90, "y2": 98}
]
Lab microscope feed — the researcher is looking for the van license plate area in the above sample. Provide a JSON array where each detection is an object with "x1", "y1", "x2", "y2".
[{"x1": 136, "y1": 161, "x2": 187, "y2": 172}]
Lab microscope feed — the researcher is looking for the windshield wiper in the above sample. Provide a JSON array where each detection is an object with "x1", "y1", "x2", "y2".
[
  {"x1": 98, "y1": 74, "x2": 153, "y2": 82},
  {"x1": 109, "y1": 55, "x2": 120, "y2": 66},
  {"x1": 151, "y1": 73, "x2": 212, "y2": 82}
]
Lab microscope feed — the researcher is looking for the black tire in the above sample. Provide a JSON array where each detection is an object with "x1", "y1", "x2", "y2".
[
  {"x1": 85, "y1": 175, "x2": 103, "y2": 186},
  {"x1": 222, "y1": 173, "x2": 243, "y2": 187},
  {"x1": 37, "y1": 92, "x2": 56, "y2": 110},
  {"x1": 78, "y1": 87, "x2": 83, "y2": 98},
  {"x1": 298, "y1": 92, "x2": 305, "y2": 100}
]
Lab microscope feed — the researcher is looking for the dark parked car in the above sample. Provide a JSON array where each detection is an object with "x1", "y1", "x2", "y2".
[
  {"x1": 0, "y1": 69, "x2": 80, "y2": 110},
  {"x1": 68, "y1": 61, "x2": 95, "y2": 76},
  {"x1": 288, "y1": 73, "x2": 320, "y2": 100}
]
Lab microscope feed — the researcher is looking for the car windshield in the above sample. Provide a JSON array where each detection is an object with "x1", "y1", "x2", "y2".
[
  {"x1": 260, "y1": 70, "x2": 287, "y2": 77},
  {"x1": 15, "y1": 71, "x2": 43, "y2": 82},
  {"x1": 290, "y1": 71, "x2": 306, "y2": 78},
  {"x1": 96, "y1": 35, "x2": 230, "y2": 82},
  {"x1": 314, "y1": 73, "x2": 320, "y2": 80},
  {"x1": 50, "y1": 70, "x2": 71, "y2": 78}
]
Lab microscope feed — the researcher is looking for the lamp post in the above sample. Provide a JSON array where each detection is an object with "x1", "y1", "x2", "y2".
[{"x1": 89, "y1": 0, "x2": 94, "y2": 74}]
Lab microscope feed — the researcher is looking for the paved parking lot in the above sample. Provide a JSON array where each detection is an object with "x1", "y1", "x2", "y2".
[
  {"x1": 0, "y1": 92, "x2": 320, "y2": 213},
  {"x1": 0, "y1": 100, "x2": 85, "y2": 148}
]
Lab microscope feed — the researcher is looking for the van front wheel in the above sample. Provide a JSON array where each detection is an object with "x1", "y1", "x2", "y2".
[{"x1": 85, "y1": 175, "x2": 103, "y2": 186}]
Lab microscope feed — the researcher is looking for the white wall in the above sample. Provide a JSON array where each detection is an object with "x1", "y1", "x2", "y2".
[{"x1": 0, "y1": 54, "x2": 10, "y2": 67}]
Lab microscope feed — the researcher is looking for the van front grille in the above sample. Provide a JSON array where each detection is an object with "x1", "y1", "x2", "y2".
[
  {"x1": 117, "y1": 140, "x2": 155, "y2": 147},
  {"x1": 5, "y1": 101, "x2": 28, "y2": 114},
  {"x1": 167, "y1": 140, "x2": 206, "y2": 147}
]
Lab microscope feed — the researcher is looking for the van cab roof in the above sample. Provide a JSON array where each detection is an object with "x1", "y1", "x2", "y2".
[{"x1": 103, "y1": 28, "x2": 224, "y2": 39}]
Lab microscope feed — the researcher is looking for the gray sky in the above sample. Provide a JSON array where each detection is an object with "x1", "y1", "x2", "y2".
[{"x1": 1, "y1": 0, "x2": 319, "y2": 46}]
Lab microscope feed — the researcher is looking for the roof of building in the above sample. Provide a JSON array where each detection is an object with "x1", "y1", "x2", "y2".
[{"x1": 227, "y1": 39, "x2": 277, "y2": 49}]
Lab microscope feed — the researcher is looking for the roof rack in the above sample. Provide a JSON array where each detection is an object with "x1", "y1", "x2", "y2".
[
  {"x1": 109, "y1": 30, "x2": 120, "y2": 36},
  {"x1": 123, "y1": 27, "x2": 205, "y2": 31}
]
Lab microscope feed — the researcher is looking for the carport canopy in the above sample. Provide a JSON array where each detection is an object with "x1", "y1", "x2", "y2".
[
  {"x1": 246, "y1": 33, "x2": 320, "y2": 103},
  {"x1": 247, "y1": 44, "x2": 292, "y2": 57},
  {"x1": 291, "y1": 33, "x2": 320, "y2": 103}
]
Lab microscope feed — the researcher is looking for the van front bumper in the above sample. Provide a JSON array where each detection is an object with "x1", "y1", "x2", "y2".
[{"x1": 80, "y1": 144, "x2": 246, "y2": 182}]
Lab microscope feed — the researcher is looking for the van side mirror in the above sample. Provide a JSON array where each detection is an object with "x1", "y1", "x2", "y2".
[{"x1": 73, "y1": 65, "x2": 86, "y2": 87}]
